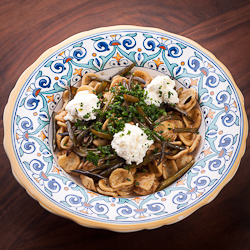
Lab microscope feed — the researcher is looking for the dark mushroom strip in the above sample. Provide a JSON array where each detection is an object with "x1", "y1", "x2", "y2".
[
  {"x1": 102, "y1": 90, "x2": 118, "y2": 113},
  {"x1": 76, "y1": 127, "x2": 91, "y2": 143},
  {"x1": 113, "y1": 63, "x2": 135, "y2": 78},
  {"x1": 132, "y1": 76, "x2": 146, "y2": 85},
  {"x1": 91, "y1": 129, "x2": 113, "y2": 140},
  {"x1": 172, "y1": 128, "x2": 198, "y2": 133},
  {"x1": 58, "y1": 132, "x2": 69, "y2": 136},
  {"x1": 71, "y1": 169, "x2": 106, "y2": 180},
  {"x1": 65, "y1": 121, "x2": 76, "y2": 146},
  {"x1": 95, "y1": 81, "x2": 108, "y2": 95},
  {"x1": 164, "y1": 140, "x2": 186, "y2": 151},
  {"x1": 158, "y1": 142, "x2": 167, "y2": 166},
  {"x1": 99, "y1": 162, "x2": 125, "y2": 177},
  {"x1": 127, "y1": 74, "x2": 133, "y2": 90},
  {"x1": 90, "y1": 157, "x2": 123, "y2": 172},
  {"x1": 152, "y1": 114, "x2": 174, "y2": 126},
  {"x1": 73, "y1": 147, "x2": 101, "y2": 157},
  {"x1": 122, "y1": 79, "x2": 129, "y2": 90},
  {"x1": 136, "y1": 106, "x2": 153, "y2": 127},
  {"x1": 85, "y1": 134, "x2": 94, "y2": 148},
  {"x1": 129, "y1": 152, "x2": 162, "y2": 169},
  {"x1": 165, "y1": 101, "x2": 194, "y2": 122},
  {"x1": 123, "y1": 94, "x2": 140, "y2": 103}
]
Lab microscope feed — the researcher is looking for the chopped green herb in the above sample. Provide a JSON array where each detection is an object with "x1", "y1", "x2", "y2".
[
  {"x1": 153, "y1": 148, "x2": 159, "y2": 153},
  {"x1": 83, "y1": 113, "x2": 91, "y2": 119},
  {"x1": 168, "y1": 91, "x2": 173, "y2": 99},
  {"x1": 86, "y1": 151, "x2": 99, "y2": 167}
]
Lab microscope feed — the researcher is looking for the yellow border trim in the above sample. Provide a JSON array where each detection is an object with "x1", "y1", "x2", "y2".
[{"x1": 3, "y1": 25, "x2": 248, "y2": 232}]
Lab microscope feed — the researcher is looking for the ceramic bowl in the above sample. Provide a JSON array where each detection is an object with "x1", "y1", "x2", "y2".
[{"x1": 4, "y1": 25, "x2": 248, "y2": 232}]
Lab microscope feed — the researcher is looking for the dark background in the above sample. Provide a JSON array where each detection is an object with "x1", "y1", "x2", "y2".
[{"x1": 1, "y1": 0, "x2": 250, "y2": 249}]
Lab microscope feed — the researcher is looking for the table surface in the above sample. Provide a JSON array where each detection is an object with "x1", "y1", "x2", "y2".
[{"x1": 1, "y1": 0, "x2": 250, "y2": 249}]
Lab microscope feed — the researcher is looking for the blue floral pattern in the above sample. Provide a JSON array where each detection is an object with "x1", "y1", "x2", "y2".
[{"x1": 12, "y1": 29, "x2": 243, "y2": 223}]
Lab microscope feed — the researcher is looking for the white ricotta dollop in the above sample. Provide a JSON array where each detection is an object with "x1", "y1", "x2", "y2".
[
  {"x1": 144, "y1": 75, "x2": 179, "y2": 107},
  {"x1": 111, "y1": 123, "x2": 154, "y2": 165},
  {"x1": 64, "y1": 90, "x2": 100, "y2": 123}
]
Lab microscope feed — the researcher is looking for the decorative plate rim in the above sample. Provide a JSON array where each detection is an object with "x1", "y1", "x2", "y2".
[{"x1": 3, "y1": 25, "x2": 248, "y2": 232}]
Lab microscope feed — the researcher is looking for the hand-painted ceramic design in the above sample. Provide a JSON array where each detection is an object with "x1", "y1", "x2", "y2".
[{"x1": 4, "y1": 26, "x2": 247, "y2": 232}]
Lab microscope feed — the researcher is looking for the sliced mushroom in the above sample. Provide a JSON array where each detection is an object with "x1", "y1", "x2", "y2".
[
  {"x1": 134, "y1": 172, "x2": 155, "y2": 191},
  {"x1": 60, "y1": 136, "x2": 73, "y2": 149},
  {"x1": 71, "y1": 161, "x2": 84, "y2": 176},
  {"x1": 98, "y1": 179, "x2": 114, "y2": 192},
  {"x1": 80, "y1": 174, "x2": 97, "y2": 192},
  {"x1": 170, "y1": 141, "x2": 183, "y2": 146},
  {"x1": 162, "y1": 159, "x2": 178, "y2": 179},
  {"x1": 81, "y1": 73, "x2": 100, "y2": 85},
  {"x1": 115, "y1": 184, "x2": 134, "y2": 192},
  {"x1": 57, "y1": 121, "x2": 67, "y2": 128},
  {"x1": 177, "y1": 88, "x2": 197, "y2": 111},
  {"x1": 76, "y1": 85, "x2": 95, "y2": 94},
  {"x1": 166, "y1": 147, "x2": 189, "y2": 160},
  {"x1": 133, "y1": 179, "x2": 159, "y2": 196},
  {"x1": 109, "y1": 169, "x2": 134, "y2": 190},
  {"x1": 154, "y1": 120, "x2": 184, "y2": 142},
  {"x1": 116, "y1": 189, "x2": 134, "y2": 197},
  {"x1": 56, "y1": 149, "x2": 67, "y2": 158},
  {"x1": 188, "y1": 134, "x2": 201, "y2": 153},
  {"x1": 56, "y1": 126, "x2": 65, "y2": 150},
  {"x1": 55, "y1": 110, "x2": 67, "y2": 122},
  {"x1": 88, "y1": 80, "x2": 99, "y2": 88},
  {"x1": 57, "y1": 152, "x2": 80, "y2": 173},
  {"x1": 82, "y1": 161, "x2": 97, "y2": 171},
  {"x1": 148, "y1": 160, "x2": 163, "y2": 178},
  {"x1": 132, "y1": 69, "x2": 152, "y2": 86},
  {"x1": 183, "y1": 108, "x2": 202, "y2": 129},
  {"x1": 176, "y1": 154, "x2": 194, "y2": 170},
  {"x1": 110, "y1": 76, "x2": 128, "y2": 89},
  {"x1": 178, "y1": 133, "x2": 196, "y2": 146},
  {"x1": 103, "y1": 76, "x2": 128, "y2": 101},
  {"x1": 96, "y1": 186, "x2": 118, "y2": 197},
  {"x1": 128, "y1": 168, "x2": 137, "y2": 176}
]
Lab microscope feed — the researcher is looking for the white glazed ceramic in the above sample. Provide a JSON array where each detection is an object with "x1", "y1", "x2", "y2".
[{"x1": 4, "y1": 25, "x2": 248, "y2": 232}]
